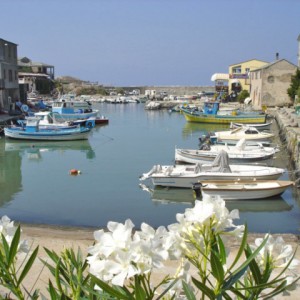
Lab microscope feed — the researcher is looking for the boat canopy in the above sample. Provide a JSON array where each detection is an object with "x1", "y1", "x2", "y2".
[{"x1": 210, "y1": 150, "x2": 232, "y2": 173}]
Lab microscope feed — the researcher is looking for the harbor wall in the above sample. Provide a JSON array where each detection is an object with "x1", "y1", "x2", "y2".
[
  {"x1": 273, "y1": 107, "x2": 300, "y2": 172},
  {"x1": 132, "y1": 86, "x2": 215, "y2": 96}
]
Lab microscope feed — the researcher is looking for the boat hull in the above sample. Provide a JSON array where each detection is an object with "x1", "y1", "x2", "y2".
[
  {"x1": 175, "y1": 148, "x2": 275, "y2": 164},
  {"x1": 147, "y1": 165, "x2": 284, "y2": 188},
  {"x1": 200, "y1": 180, "x2": 294, "y2": 200},
  {"x1": 183, "y1": 110, "x2": 267, "y2": 124},
  {"x1": 4, "y1": 127, "x2": 90, "y2": 141},
  {"x1": 53, "y1": 111, "x2": 98, "y2": 121}
]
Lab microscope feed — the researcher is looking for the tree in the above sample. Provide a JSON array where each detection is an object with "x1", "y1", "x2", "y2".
[
  {"x1": 237, "y1": 89, "x2": 250, "y2": 104},
  {"x1": 287, "y1": 69, "x2": 300, "y2": 102}
]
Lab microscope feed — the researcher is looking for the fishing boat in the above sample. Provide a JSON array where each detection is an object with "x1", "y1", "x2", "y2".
[
  {"x1": 182, "y1": 101, "x2": 267, "y2": 124},
  {"x1": 140, "y1": 151, "x2": 285, "y2": 188},
  {"x1": 195, "y1": 179, "x2": 294, "y2": 200},
  {"x1": 4, "y1": 116, "x2": 94, "y2": 141},
  {"x1": 51, "y1": 99, "x2": 99, "y2": 121},
  {"x1": 175, "y1": 138, "x2": 278, "y2": 164},
  {"x1": 230, "y1": 121, "x2": 273, "y2": 130},
  {"x1": 213, "y1": 126, "x2": 274, "y2": 143},
  {"x1": 30, "y1": 111, "x2": 94, "y2": 128}
]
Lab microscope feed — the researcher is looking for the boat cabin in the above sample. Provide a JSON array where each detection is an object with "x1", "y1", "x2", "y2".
[
  {"x1": 52, "y1": 100, "x2": 93, "y2": 114},
  {"x1": 203, "y1": 101, "x2": 220, "y2": 114}
]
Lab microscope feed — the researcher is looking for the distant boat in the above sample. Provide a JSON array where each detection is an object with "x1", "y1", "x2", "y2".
[
  {"x1": 196, "y1": 179, "x2": 294, "y2": 200},
  {"x1": 182, "y1": 101, "x2": 267, "y2": 124},
  {"x1": 4, "y1": 117, "x2": 94, "y2": 141}
]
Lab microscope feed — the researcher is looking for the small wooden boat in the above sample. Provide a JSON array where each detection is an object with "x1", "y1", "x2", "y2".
[
  {"x1": 214, "y1": 126, "x2": 274, "y2": 143},
  {"x1": 230, "y1": 121, "x2": 273, "y2": 130},
  {"x1": 197, "y1": 179, "x2": 294, "y2": 200},
  {"x1": 4, "y1": 117, "x2": 94, "y2": 141},
  {"x1": 175, "y1": 138, "x2": 278, "y2": 164}
]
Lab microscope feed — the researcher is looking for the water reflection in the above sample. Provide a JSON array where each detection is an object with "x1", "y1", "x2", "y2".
[
  {"x1": 182, "y1": 122, "x2": 229, "y2": 139},
  {"x1": 140, "y1": 184, "x2": 293, "y2": 212},
  {"x1": 5, "y1": 140, "x2": 96, "y2": 160}
]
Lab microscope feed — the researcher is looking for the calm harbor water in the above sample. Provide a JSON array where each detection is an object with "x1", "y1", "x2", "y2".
[{"x1": 0, "y1": 103, "x2": 300, "y2": 233}]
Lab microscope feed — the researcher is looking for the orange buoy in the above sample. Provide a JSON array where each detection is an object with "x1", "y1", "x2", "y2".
[{"x1": 69, "y1": 169, "x2": 81, "y2": 175}]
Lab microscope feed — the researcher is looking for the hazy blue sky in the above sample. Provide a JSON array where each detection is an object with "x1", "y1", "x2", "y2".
[{"x1": 1, "y1": 0, "x2": 299, "y2": 86}]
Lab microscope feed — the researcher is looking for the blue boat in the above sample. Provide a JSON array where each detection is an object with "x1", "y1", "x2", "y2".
[
  {"x1": 51, "y1": 100, "x2": 99, "y2": 121},
  {"x1": 4, "y1": 117, "x2": 95, "y2": 141}
]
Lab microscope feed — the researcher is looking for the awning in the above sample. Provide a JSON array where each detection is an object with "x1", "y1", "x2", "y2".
[
  {"x1": 231, "y1": 79, "x2": 240, "y2": 84},
  {"x1": 211, "y1": 73, "x2": 229, "y2": 81}
]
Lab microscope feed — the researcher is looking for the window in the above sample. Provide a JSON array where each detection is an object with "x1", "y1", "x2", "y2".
[
  {"x1": 232, "y1": 66, "x2": 241, "y2": 74},
  {"x1": 8, "y1": 70, "x2": 13, "y2": 82}
]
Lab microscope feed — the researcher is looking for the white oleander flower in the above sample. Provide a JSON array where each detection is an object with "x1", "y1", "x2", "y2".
[
  {"x1": 0, "y1": 216, "x2": 28, "y2": 254},
  {"x1": 253, "y1": 235, "x2": 299, "y2": 270},
  {"x1": 88, "y1": 219, "x2": 171, "y2": 286}
]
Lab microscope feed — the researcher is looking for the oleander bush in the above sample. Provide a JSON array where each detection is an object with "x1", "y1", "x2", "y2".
[{"x1": 0, "y1": 196, "x2": 299, "y2": 299}]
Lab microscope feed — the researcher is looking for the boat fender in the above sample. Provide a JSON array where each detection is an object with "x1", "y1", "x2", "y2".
[
  {"x1": 69, "y1": 169, "x2": 81, "y2": 175},
  {"x1": 86, "y1": 120, "x2": 94, "y2": 129},
  {"x1": 21, "y1": 104, "x2": 29, "y2": 112}
]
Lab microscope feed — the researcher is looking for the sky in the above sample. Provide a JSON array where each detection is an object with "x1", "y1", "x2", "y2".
[{"x1": 1, "y1": 0, "x2": 299, "y2": 86}]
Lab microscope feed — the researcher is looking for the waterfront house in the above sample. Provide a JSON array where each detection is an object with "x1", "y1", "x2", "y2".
[
  {"x1": 249, "y1": 58, "x2": 298, "y2": 109},
  {"x1": 18, "y1": 57, "x2": 55, "y2": 101},
  {"x1": 0, "y1": 38, "x2": 19, "y2": 112},
  {"x1": 228, "y1": 59, "x2": 269, "y2": 96}
]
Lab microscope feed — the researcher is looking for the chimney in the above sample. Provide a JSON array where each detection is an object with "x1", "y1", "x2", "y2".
[{"x1": 276, "y1": 52, "x2": 279, "y2": 60}]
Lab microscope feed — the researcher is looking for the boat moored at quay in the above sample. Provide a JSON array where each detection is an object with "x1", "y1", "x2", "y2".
[{"x1": 182, "y1": 101, "x2": 267, "y2": 124}]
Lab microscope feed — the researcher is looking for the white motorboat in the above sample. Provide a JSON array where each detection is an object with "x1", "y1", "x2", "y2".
[
  {"x1": 214, "y1": 126, "x2": 274, "y2": 143},
  {"x1": 197, "y1": 179, "x2": 294, "y2": 200},
  {"x1": 140, "y1": 150, "x2": 285, "y2": 188},
  {"x1": 175, "y1": 138, "x2": 279, "y2": 164},
  {"x1": 230, "y1": 121, "x2": 273, "y2": 130},
  {"x1": 30, "y1": 111, "x2": 93, "y2": 128}
]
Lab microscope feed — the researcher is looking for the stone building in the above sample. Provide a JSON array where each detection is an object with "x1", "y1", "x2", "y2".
[
  {"x1": 0, "y1": 38, "x2": 19, "y2": 111},
  {"x1": 249, "y1": 59, "x2": 298, "y2": 109},
  {"x1": 18, "y1": 57, "x2": 55, "y2": 101}
]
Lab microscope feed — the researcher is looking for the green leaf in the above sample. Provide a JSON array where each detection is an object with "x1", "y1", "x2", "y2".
[
  {"x1": 1, "y1": 233, "x2": 10, "y2": 264},
  {"x1": 8, "y1": 226, "x2": 21, "y2": 267},
  {"x1": 211, "y1": 250, "x2": 225, "y2": 282},
  {"x1": 192, "y1": 277, "x2": 215, "y2": 300},
  {"x1": 244, "y1": 245, "x2": 262, "y2": 285},
  {"x1": 134, "y1": 276, "x2": 147, "y2": 300},
  {"x1": 228, "y1": 224, "x2": 248, "y2": 272},
  {"x1": 227, "y1": 234, "x2": 269, "y2": 284},
  {"x1": 216, "y1": 235, "x2": 226, "y2": 265},
  {"x1": 48, "y1": 279, "x2": 59, "y2": 300},
  {"x1": 90, "y1": 274, "x2": 131, "y2": 299},
  {"x1": 222, "y1": 264, "x2": 248, "y2": 289},
  {"x1": 182, "y1": 281, "x2": 196, "y2": 300},
  {"x1": 17, "y1": 246, "x2": 39, "y2": 285}
]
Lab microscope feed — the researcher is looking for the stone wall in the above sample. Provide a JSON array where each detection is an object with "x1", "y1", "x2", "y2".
[
  {"x1": 274, "y1": 107, "x2": 300, "y2": 172},
  {"x1": 135, "y1": 86, "x2": 215, "y2": 96}
]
